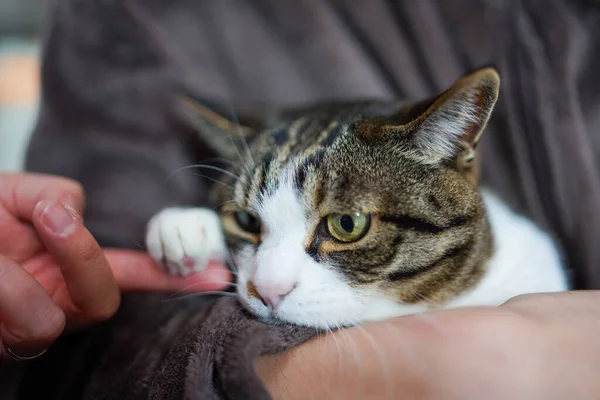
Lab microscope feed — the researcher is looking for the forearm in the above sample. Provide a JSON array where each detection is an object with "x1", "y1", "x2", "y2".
[
  {"x1": 256, "y1": 292, "x2": 600, "y2": 400},
  {"x1": 255, "y1": 318, "x2": 429, "y2": 400}
]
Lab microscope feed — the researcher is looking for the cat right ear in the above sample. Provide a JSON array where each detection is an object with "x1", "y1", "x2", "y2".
[
  {"x1": 397, "y1": 67, "x2": 500, "y2": 167},
  {"x1": 177, "y1": 92, "x2": 257, "y2": 160}
]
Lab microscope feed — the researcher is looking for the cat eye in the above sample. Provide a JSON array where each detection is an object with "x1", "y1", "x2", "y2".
[
  {"x1": 326, "y1": 212, "x2": 371, "y2": 243},
  {"x1": 234, "y1": 211, "x2": 262, "y2": 234}
]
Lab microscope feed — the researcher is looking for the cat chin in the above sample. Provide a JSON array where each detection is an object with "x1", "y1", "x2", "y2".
[{"x1": 237, "y1": 288, "x2": 429, "y2": 329}]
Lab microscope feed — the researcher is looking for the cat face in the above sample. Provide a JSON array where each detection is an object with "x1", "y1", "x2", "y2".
[{"x1": 182, "y1": 68, "x2": 500, "y2": 328}]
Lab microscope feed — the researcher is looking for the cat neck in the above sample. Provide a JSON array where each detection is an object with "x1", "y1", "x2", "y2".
[{"x1": 448, "y1": 189, "x2": 568, "y2": 308}]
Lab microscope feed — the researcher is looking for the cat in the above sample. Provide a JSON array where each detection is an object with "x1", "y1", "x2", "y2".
[{"x1": 145, "y1": 67, "x2": 568, "y2": 329}]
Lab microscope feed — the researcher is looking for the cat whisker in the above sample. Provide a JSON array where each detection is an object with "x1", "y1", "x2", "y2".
[
  {"x1": 412, "y1": 292, "x2": 441, "y2": 308},
  {"x1": 122, "y1": 0, "x2": 252, "y2": 173},
  {"x1": 182, "y1": 277, "x2": 238, "y2": 288},
  {"x1": 223, "y1": 103, "x2": 255, "y2": 168},
  {"x1": 167, "y1": 281, "x2": 236, "y2": 298},
  {"x1": 190, "y1": 173, "x2": 236, "y2": 190},
  {"x1": 226, "y1": 249, "x2": 241, "y2": 274},
  {"x1": 326, "y1": 325, "x2": 345, "y2": 380},
  {"x1": 351, "y1": 324, "x2": 395, "y2": 399},
  {"x1": 161, "y1": 291, "x2": 237, "y2": 303},
  {"x1": 239, "y1": 133, "x2": 255, "y2": 167},
  {"x1": 212, "y1": 199, "x2": 237, "y2": 211},
  {"x1": 331, "y1": 323, "x2": 361, "y2": 376},
  {"x1": 228, "y1": 134, "x2": 253, "y2": 174},
  {"x1": 202, "y1": 25, "x2": 254, "y2": 173},
  {"x1": 217, "y1": 115, "x2": 253, "y2": 175},
  {"x1": 166, "y1": 164, "x2": 240, "y2": 181},
  {"x1": 200, "y1": 157, "x2": 243, "y2": 174}
]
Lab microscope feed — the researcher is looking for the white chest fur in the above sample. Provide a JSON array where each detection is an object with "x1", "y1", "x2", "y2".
[{"x1": 448, "y1": 190, "x2": 569, "y2": 308}]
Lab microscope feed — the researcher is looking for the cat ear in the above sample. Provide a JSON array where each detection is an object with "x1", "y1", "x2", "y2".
[
  {"x1": 401, "y1": 67, "x2": 500, "y2": 166},
  {"x1": 177, "y1": 92, "x2": 257, "y2": 159}
]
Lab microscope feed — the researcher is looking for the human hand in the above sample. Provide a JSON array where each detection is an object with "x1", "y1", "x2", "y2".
[
  {"x1": 0, "y1": 173, "x2": 231, "y2": 364},
  {"x1": 256, "y1": 291, "x2": 600, "y2": 400}
]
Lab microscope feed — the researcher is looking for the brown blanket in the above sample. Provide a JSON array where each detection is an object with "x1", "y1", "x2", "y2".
[{"x1": 13, "y1": 0, "x2": 600, "y2": 399}]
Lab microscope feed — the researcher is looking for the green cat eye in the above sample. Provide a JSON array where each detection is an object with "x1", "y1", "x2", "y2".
[
  {"x1": 234, "y1": 211, "x2": 262, "y2": 234},
  {"x1": 326, "y1": 212, "x2": 371, "y2": 243}
]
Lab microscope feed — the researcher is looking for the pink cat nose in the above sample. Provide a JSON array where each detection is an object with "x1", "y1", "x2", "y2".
[{"x1": 254, "y1": 282, "x2": 297, "y2": 310}]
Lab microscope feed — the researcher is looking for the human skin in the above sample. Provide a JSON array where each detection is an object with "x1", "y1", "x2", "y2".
[
  {"x1": 256, "y1": 291, "x2": 600, "y2": 400},
  {"x1": 3, "y1": 173, "x2": 599, "y2": 399},
  {"x1": 0, "y1": 173, "x2": 231, "y2": 361}
]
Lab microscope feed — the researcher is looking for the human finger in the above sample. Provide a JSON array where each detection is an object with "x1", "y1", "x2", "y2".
[
  {"x1": 0, "y1": 173, "x2": 86, "y2": 263},
  {"x1": 103, "y1": 249, "x2": 233, "y2": 292},
  {"x1": 31, "y1": 199, "x2": 120, "y2": 326},
  {"x1": 0, "y1": 254, "x2": 65, "y2": 359},
  {"x1": 0, "y1": 173, "x2": 85, "y2": 220}
]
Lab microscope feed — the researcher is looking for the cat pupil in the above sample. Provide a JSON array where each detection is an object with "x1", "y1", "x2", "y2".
[
  {"x1": 340, "y1": 215, "x2": 354, "y2": 233},
  {"x1": 235, "y1": 212, "x2": 261, "y2": 234}
]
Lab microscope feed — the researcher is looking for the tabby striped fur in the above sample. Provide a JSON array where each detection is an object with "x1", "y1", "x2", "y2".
[{"x1": 147, "y1": 68, "x2": 567, "y2": 328}]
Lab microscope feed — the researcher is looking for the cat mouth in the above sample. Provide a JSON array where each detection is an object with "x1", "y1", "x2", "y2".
[{"x1": 237, "y1": 292, "x2": 299, "y2": 325}]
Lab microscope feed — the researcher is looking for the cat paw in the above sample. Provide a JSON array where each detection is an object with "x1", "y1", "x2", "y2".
[{"x1": 145, "y1": 207, "x2": 227, "y2": 276}]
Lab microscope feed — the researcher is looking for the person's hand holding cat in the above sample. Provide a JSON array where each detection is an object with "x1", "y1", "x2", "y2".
[
  {"x1": 0, "y1": 173, "x2": 231, "y2": 365},
  {"x1": 257, "y1": 290, "x2": 600, "y2": 399}
]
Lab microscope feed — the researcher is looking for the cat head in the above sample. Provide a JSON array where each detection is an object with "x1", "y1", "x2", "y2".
[{"x1": 181, "y1": 68, "x2": 500, "y2": 328}]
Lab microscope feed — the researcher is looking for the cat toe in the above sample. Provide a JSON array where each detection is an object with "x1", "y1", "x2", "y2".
[{"x1": 144, "y1": 207, "x2": 226, "y2": 276}]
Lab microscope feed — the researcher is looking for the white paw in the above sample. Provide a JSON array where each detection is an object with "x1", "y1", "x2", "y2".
[{"x1": 145, "y1": 207, "x2": 227, "y2": 276}]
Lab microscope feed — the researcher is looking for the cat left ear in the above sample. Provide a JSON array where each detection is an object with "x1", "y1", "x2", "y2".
[
  {"x1": 177, "y1": 92, "x2": 257, "y2": 159},
  {"x1": 402, "y1": 67, "x2": 500, "y2": 167}
]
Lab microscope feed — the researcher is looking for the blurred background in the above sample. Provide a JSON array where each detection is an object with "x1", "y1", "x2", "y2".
[{"x1": 0, "y1": 0, "x2": 46, "y2": 171}]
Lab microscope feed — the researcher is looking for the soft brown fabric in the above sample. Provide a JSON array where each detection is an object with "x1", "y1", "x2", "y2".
[
  {"x1": 14, "y1": 294, "x2": 315, "y2": 400},
  {"x1": 13, "y1": 0, "x2": 600, "y2": 399}
]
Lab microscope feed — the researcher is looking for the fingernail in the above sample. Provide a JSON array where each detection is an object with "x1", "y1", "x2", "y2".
[{"x1": 42, "y1": 201, "x2": 77, "y2": 236}]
